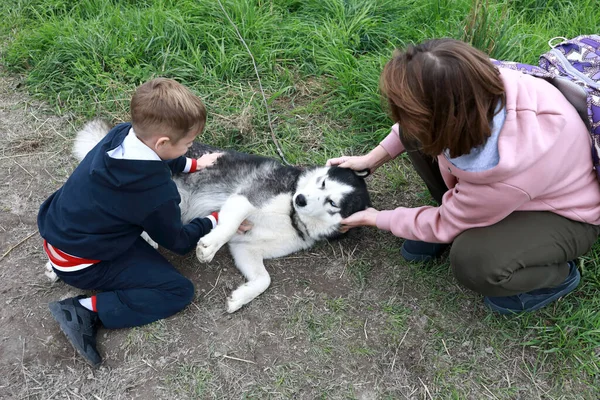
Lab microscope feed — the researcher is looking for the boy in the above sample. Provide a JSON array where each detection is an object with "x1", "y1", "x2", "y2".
[{"x1": 39, "y1": 78, "x2": 221, "y2": 366}]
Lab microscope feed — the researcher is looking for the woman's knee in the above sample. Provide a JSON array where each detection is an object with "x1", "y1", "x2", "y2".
[{"x1": 450, "y1": 234, "x2": 506, "y2": 295}]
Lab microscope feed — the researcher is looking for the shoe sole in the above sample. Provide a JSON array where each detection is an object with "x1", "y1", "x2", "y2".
[{"x1": 49, "y1": 302, "x2": 101, "y2": 366}]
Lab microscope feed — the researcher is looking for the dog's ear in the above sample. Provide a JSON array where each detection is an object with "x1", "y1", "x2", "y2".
[{"x1": 354, "y1": 169, "x2": 370, "y2": 178}]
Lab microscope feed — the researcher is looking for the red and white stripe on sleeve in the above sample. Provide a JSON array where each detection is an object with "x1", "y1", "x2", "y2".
[
  {"x1": 183, "y1": 158, "x2": 198, "y2": 173},
  {"x1": 207, "y1": 212, "x2": 219, "y2": 228}
]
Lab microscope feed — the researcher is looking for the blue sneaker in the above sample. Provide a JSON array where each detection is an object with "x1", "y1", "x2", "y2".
[
  {"x1": 484, "y1": 261, "x2": 580, "y2": 314},
  {"x1": 401, "y1": 240, "x2": 450, "y2": 262}
]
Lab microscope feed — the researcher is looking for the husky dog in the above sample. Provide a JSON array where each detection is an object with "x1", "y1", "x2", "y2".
[{"x1": 67, "y1": 121, "x2": 371, "y2": 312}]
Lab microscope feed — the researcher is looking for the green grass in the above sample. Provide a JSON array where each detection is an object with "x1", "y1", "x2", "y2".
[
  {"x1": 2, "y1": 0, "x2": 600, "y2": 391},
  {"x1": 3, "y1": 0, "x2": 598, "y2": 160}
]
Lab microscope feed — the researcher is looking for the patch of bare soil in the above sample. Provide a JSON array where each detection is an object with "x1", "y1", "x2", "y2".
[{"x1": 0, "y1": 74, "x2": 593, "y2": 400}]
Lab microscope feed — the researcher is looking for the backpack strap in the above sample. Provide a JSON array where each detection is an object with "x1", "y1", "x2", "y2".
[
  {"x1": 548, "y1": 76, "x2": 590, "y2": 129},
  {"x1": 491, "y1": 59, "x2": 590, "y2": 129},
  {"x1": 493, "y1": 35, "x2": 600, "y2": 183}
]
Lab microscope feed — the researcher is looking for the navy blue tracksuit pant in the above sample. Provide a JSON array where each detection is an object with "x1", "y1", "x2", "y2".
[{"x1": 53, "y1": 237, "x2": 195, "y2": 329}]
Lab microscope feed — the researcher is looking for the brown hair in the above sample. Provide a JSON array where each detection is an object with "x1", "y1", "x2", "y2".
[
  {"x1": 380, "y1": 39, "x2": 505, "y2": 158},
  {"x1": 130, "y1": 78, "x2": 207, "y2": 142}
]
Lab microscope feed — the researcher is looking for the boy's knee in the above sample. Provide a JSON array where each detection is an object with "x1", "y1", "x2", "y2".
[
  {"x1": 163, "y1": 275, "x2": 195, "y2": 310},
  {"x1": 178, "y1": 276, "x2": 195, "y2": 306}
]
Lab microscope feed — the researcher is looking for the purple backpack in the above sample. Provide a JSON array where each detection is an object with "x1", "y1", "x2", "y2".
[{"x1": 492, "y1": 35, "x2": 600, "y2": 181}]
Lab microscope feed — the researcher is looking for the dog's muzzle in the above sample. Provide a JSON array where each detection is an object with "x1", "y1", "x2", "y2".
[{"x1": 295, "y1": 194, "x2": 307, "y2": 207}]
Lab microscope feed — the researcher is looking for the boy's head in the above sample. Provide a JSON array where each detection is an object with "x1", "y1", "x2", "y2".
[
  {"x1": 131, "y1": 78, "x2": 206, "y2": 160},
  {"x1": 380, "y1": 38, "x2": 505, "y2": 158}
]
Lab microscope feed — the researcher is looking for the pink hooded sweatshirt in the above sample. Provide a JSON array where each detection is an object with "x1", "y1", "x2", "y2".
[{"x1": 376, "y1": 68, "x2": 600, "y2": 243}]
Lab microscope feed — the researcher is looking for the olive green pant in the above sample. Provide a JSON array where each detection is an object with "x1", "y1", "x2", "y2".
[{"x1": 404, "y1": 142, "x2": 600, "y2": 296}]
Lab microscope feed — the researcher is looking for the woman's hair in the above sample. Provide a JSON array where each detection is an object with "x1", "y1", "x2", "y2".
[
  {"x1": 130, "y1": 78, "x2": 207, "y2": 142},
  {"x1": 380, "y1": 38, "x2": 505, "y2": 158}
]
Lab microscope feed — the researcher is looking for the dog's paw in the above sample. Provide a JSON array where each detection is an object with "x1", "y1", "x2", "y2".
[
  {"x1": 141, "y1": 231, "x2": 158, "y2": 249},
  {"x1": 195, "y1": 235, "x2": 222, "y2": 263},
  {"x1": 226, "y1": 276, "x2": 271, "y2": 313},
  {"x1": 44, "y1": 261, "x2": 60, "y2": 282},
  {"x1": 226, "y1": 286, "x2": 254, "y2": 313}
]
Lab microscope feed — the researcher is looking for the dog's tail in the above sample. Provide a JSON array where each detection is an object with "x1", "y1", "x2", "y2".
[{"x1": 72, "y1": 119, "x2": 112, "y2": 161}]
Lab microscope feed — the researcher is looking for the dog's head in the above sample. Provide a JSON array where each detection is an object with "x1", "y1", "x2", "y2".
[{"x1": 293, "y1": 166, "x2": 371, "y2": 239}]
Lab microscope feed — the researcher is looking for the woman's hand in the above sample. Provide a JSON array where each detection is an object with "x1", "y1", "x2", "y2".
[
  {"x1": 326, "y1": 145, "x2": 391, "y2": 174},
  {"x1": 326, "y1": 155, "x2": 373, "y2": 171},
  {"x1": 339, "y1": 207, "x2": 380, "y2": 232}
]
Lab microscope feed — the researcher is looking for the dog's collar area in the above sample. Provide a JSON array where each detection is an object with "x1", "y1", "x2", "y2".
[{"x1": 289, "y1": 201, "x2": 307, "y2": 241}]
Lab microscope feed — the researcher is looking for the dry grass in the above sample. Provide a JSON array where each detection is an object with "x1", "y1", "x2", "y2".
[{"x1": 1, "y1": 73, "x2": 599, "y2": 400}]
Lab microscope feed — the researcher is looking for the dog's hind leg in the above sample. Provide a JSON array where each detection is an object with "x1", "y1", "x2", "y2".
[
  {"x1": 196, "y1": 194, "x2": 256, "y2": 263},
  {"x1": 226, "y1": 244, "x2": 270, "y2": 313}
]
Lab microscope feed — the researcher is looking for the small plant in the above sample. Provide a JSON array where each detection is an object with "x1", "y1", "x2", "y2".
[
  {"x1": 461, "y1": 0, "x2": 515, "y2": 60},
  {"x1": 167, "y1": 364, "x2": 213, "y2": 398}
]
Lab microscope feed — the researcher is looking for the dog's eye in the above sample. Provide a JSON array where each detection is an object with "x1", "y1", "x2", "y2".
[
  {"x1": 321, "y1": 180, "x2": 326, "y2": 189},
  {"x1": 328, "y1": 199, "x2": 338, "y2": 208}
]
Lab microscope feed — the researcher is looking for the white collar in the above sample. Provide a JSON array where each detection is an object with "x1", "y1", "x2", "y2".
[{"x1": 107, "y1": 128, "x2": 161, "y2": 161}]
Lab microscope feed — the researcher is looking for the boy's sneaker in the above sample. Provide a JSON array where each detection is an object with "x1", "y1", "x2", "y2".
[
  {"x1": 401, "y1": 240, "x2": 450, "y2": 262},
  {"x1": 484, "y1": 261, "x2": 580, "y2": 315},
  {"x1": 48, "y1": 296, "x2": 101, "y2": 366}
]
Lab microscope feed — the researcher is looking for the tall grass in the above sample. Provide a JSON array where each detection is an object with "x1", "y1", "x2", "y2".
[
  {"x1": 0, "y1": 0, "x2": 560, "y2": 153},
  {"x1": 3, "y1": 0, "x2": 597, "y2": 154},
  {"x1": 1, "y1": 0, "x2": 600, "y2": 376}
]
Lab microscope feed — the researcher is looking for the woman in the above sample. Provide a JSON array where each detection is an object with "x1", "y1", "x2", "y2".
[{"x1": 327, "y1": 39, "x2": 600, "y2": 314}]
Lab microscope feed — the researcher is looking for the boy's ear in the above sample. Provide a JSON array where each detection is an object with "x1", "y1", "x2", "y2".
[
  {"x1": 154, "y1": 136, "x2": 171, "y2": 149},
  {"x1": 354, "y1": 169, "x2": 370, "y2": 178}
]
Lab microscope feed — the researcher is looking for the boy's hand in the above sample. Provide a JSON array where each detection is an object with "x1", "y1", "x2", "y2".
[
  {"x1": 197, "y1": 152, "x2": 223, "y2": 169},
  {"x1": 236, "y1": 219, "x2": 253, "y2": 234}
]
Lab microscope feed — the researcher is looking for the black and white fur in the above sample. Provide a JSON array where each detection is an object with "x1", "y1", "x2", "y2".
[{"x1": 70, "y1": 120, "x2": 371, "y2": 312}]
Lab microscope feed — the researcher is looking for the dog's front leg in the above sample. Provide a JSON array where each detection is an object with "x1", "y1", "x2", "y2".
[
  {"x1": 226, "y1": 244, "x2": 270, "y2": 313},
  {"x1": 196, "y1": 194, "x2": 255, "y2": 263}
]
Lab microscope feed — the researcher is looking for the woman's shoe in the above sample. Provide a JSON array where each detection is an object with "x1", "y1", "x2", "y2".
[
  {"x1": 401, "y1": 240, "x2": 450, "y2": 262},
  {"x1": 484, "y1": 261, "x2": 580, "y2": 314}
]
